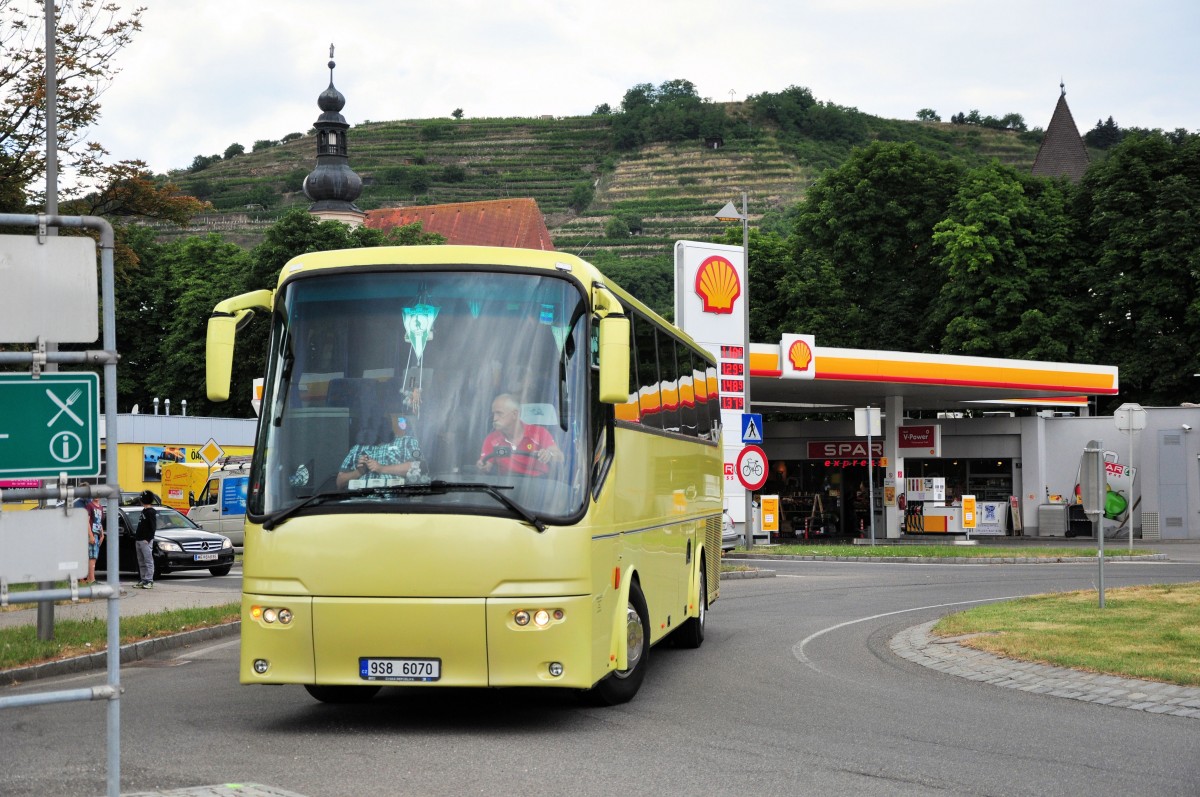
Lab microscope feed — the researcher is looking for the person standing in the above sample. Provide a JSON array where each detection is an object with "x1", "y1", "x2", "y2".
[
  {"x1": 133, "y1": 491, "x2": 157, "y2": 589},
  {"x1": 84, "y1": 496, "x2": 104, "y2": 585}
]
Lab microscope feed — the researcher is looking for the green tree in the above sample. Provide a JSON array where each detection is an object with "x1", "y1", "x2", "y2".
[
  {"x1": 0, "y1": 1, "x2": 145, "y2": 201},
  {"x1": 223, "y1": 143, "x2": 244, "y2": 159},
  {"x1": 792, "y1": 141, "x2": 963, "y2": 351},
  {"x1": 1074, "y1": 131, "x2": 1200, "y2": 408},
  {"x1": 567, "y1": 182, "x2": 593, "y2": 213},
  {"x1": 141, "y1": 235, "x2": 254, "y2": 417},
  {"x1": 927, "y1": 164, "x2": 1083, "y2": 360},
  {"x1": 252, "y1": 139, "x2": 278, "y2": 152},
  {"x1": 604, "y1": 216, "x2": 630, "y2": 239},
  {"x1": 1084, "y1": 116, "x2": 1123, "y2": 149},
  {"x1": 916, "y1": 109, "x2": 941, "y2": 122},
  {"x1": 451, "y1": 108, "x2": 463, "y2": 120}
]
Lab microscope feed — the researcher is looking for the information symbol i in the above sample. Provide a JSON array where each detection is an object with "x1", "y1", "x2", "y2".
[{"x1": 48, "y1": 431, "x2": 83, "y2": 464}]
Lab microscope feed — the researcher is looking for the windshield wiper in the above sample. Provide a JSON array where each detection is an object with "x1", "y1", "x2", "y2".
[
  {"x1": 261, "y1": 481, "x2": 546, "y2": 533},
  {"x1": 388, "y1": 480, "x2": 547, "y2": 532},
  {"x1": 261, "y1": 489, "x2": 359, "y2": 530}
]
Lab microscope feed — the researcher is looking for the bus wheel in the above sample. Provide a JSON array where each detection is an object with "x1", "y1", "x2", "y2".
[
  {"x1": 674, "y1": 565, "x2": 706, "y2": 649},
  {"x1": 583, "y1": 580, "x2": 649, "y2": 706},
  {"x1": 304, "y1": 684, "x2": 381, "y2": 704}
]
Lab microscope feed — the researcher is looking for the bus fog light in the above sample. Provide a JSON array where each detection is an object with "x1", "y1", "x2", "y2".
[
  {"x1": 548, "y1": 662, "x2": 563, "y2": 677},
  {"x1": 514, "y1": 610, "x2": 530, "y2": 626},
  {"x1": 552, "y1": 609, "x2": 564, "y2": 621},
  {"x1": 253, "y1": 658, "x2": 270, "y2": 674},
  {"x1": 278, "y1": 608, "x2": 293, "y2": 624},
  {"x1": 263, "y1": 608, "x2": 278, "y2": 623},
  {"x1": 534, "y1": 610, "x2": 550, "y2": 627}
]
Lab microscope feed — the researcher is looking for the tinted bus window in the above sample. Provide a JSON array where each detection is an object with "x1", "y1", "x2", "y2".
[{"x1": 633, "y1": 313, "x2": 662, "y2": 428}]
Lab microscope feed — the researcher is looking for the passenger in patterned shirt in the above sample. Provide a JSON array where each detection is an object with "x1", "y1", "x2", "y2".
[{"x1": 337, "y1": 412, "x2": 422, "y2": 488}]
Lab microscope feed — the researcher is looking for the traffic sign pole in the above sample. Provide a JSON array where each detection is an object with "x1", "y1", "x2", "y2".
[{"x1": 736, "y1": 445, "x2": 769, "y2": 548}]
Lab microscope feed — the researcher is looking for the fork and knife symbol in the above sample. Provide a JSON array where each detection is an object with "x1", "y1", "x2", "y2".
[{"x1": 47, "y1": 388, "x2": 84, "y2": 427}]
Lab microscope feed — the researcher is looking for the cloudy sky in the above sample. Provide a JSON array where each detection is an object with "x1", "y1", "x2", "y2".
[{"x1": 72, "y1": 0, "x2": 1200, "y2": 174}]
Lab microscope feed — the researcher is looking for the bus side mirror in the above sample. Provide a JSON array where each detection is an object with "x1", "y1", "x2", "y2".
[
  {"x1": 597, "y1": 316, "x2": 630, "y2": 404},
  {"x1": 206, "y1": 290, "x2": 272, "y2": 402},
  {"x1": 188, "y1": 491, "x2": 196, "y2": 507}
]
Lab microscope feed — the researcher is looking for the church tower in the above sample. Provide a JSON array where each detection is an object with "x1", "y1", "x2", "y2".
[
  {"x1": 1031, "y1": 82, "x2": 1091, "y2": 183},
  {"x1": 303, "y1": 45, "x2": 364, "y2": 227}
]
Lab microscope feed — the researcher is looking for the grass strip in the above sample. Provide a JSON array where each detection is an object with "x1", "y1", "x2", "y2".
[
  {"x1": 739, "y1": 544, "x2": 1155, "y2": 558},
  {"x1": 933, "y1": 583, "x2": 1200, "y2": 686},
  {"x1": 0, "y1": 602, "x2": 240, "y2": 671}
]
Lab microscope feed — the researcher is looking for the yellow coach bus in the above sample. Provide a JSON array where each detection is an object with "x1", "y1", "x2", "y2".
[{"x1": 206, "y1": 245, "x2": 724, "y2": 704}]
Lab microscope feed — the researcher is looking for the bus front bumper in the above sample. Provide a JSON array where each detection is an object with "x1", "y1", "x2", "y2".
[{"x1": 240, "y1": 593, "x2": 599, "y2": 689}]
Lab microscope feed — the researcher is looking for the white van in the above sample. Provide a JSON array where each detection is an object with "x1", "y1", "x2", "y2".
[{"x1": 188, "y1": 458, "x2": 251, "y2": 547}]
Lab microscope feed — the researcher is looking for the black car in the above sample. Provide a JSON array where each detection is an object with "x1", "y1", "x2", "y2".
[{"x1": 97, "y1": 505, "x2": 234, "y2": 578}]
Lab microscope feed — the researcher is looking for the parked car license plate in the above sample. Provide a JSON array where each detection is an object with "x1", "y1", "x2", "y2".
[
  {"x1": 193, "y1": 553, "x2": 219, "y2": 561},
  {"x1": 359, "y1": 657, "x2": 441, "y2": 682}
]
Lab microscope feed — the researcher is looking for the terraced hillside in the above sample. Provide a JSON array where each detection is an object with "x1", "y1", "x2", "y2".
[
  {"x1": 159, "y1": 111, "x2": 1044, "y2": 254},
  {"x1": 551, "y1": 137, "x2": 811, "y2": 258}
]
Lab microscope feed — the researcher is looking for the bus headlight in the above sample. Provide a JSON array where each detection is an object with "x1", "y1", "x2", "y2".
[
  {"x1": 548, "y1": 662, "x2": 564, "y2": 677},
  {"x1": 251, "y1": 605, "x2": 293, "y2": 625},
  {"x1": 512, "y1": 608, "x2": 563, "y2": 628}
]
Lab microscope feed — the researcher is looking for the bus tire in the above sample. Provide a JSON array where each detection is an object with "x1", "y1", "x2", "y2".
[
  {"x1": 582, "y1": 580, "x2": 649, "y2": 706},
  {"x1": 304, "y1": 684, "x2": 381, "y2": 704},
  {"x1": 674, "y1": 564, "x2": 706, "y2": 649}
]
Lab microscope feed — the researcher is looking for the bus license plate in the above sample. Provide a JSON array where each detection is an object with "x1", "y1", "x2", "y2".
[
  {"x1": 194, "y1": 553, "x2": 218, "y2": 561},
  {"x1": 360, "y1": 657, "x2": 441, "y2": 682}
]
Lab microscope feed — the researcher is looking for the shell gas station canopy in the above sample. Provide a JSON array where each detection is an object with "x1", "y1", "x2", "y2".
[
  {"x1": 747, "y1": 340, "x2": 1119, "y2": 413},
  {"x1": 672, "y1": 239, "x2": 1119, "y2": 413}
]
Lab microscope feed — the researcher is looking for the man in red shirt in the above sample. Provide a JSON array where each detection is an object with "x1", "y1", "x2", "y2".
[{"x1": 477, "y1": 393, "x2": 563, "y2": 477}]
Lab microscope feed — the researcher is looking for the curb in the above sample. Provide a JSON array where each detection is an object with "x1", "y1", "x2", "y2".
[
  {"x1": 0, "y1": 621, "x2": 240, "y2": 687},
  {"x1": 726, "y1": 553, "x2": 1166, "y2": 564},
  {"x1": 891, "y1": 620, "x2": 1200, "y2": 719}
]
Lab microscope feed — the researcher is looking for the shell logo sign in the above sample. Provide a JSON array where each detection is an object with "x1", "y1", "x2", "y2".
[
  {"x1": 788, "y1": 339, "x2": 813, "y2": 373},
  {"x1": 694, "y1": 255, "x2": 741, "y2": 314},
  {"x1": 780, "y1": 333, "x2": 816, "y2": 380}
]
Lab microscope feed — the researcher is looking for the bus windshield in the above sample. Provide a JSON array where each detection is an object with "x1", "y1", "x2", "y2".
[{"x1": 251, "y1": 269, "x2": 590, "y2": 524}]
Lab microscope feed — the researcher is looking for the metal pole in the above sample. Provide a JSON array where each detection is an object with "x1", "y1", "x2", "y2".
[
  {"x1": 99, "y1": 217, "x2": 122, "y2": 797},
  {"x1": 1128, "y1": 430, "x2": 1135, "y2": 553},
  {"x1": 740, "y1": 192, "x2": 753, "y2": 550},
  {"x1": 36, "y1": 0, "x2": 59, "y2": 643},
  {"x1": 867, "y1": 407, "x2": 876, "y2": 545},
  {"x1": 1096, "y1": 448, "x2": 1105, "y2": 608}
]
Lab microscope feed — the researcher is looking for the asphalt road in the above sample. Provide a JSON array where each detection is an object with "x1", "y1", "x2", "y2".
[{"x1": 2, "y1": 556, "x2": 1198, "y2": 797}]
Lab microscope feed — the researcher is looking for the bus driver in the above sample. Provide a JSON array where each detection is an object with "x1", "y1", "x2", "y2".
[{"x1": 477, "y1": 393, "x2": 563, "y2": 477}]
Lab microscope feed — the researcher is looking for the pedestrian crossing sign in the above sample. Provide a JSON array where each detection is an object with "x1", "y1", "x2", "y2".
[{"x1": 741, "y1": 413, "x2": 763, "y2": 444}]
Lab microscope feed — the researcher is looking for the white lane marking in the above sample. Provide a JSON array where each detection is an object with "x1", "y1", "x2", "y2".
[{"x1": 792, "y1": 595, "x2": 1026, "y2": 671}]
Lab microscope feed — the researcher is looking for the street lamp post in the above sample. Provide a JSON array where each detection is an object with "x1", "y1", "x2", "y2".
[{"x1": 716, "y1": 193, "x2": 752, "y2": 548}]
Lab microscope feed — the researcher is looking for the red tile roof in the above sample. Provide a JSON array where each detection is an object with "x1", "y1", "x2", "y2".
[{"x1": 365, "y1": 198, "x2": 554, "y2": 250}]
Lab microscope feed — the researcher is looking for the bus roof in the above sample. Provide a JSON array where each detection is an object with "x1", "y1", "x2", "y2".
[{"x1": 276, "y1": 245, "x2": 712, "y2": 360}]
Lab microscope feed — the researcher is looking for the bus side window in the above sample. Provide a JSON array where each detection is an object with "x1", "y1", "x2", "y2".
[
  {"x1": 633, "y1": 313, "x2": 662, "y2": 429},
  {"x1": 657, "y1": 331, "x2": 680, "y2": 433}
]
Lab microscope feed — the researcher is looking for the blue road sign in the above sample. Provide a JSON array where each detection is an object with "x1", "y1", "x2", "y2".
[{"x1": 741, "y1": 413, "x2": 763, "y2": 444}]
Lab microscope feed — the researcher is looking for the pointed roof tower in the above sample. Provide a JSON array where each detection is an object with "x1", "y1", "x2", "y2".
[
  {"x1": 1031, "y1": 81, "x2": 1091, "y2": 183},
  {"x1": 303, "y1": 45, "x2": 364, "y2": 227}
]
